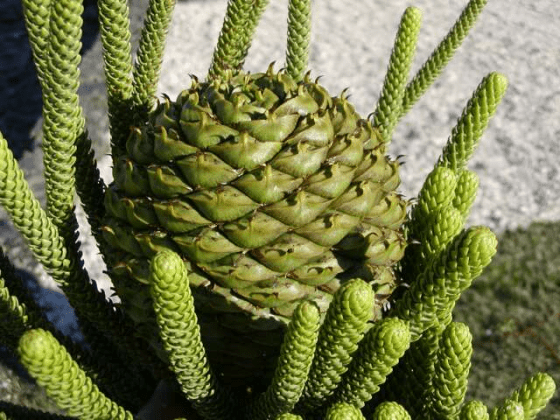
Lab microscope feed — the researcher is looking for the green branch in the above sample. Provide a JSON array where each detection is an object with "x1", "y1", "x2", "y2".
[
  {"x1": 460, "y1": 400, "x2": 489, "y2": 420},
  {"x1": 325, "y1": 402, "x2": 365, "y2": 420},
  {"x1": 17, "y1": 329, "x2": 134, "y2": 420},
  {"x1": 285, "y1": 0, "x2": 311, "y2": 82},
  {"x1": 275, "y1": 414, "x2": 303, "y2": 420},
  {"x1": 24, "y1": 0, "x2": 107, "y2": 286},
  {"x1": 97, "y1": 0, "x2": 134, "y2": 157},
  {"x1": 490, "y1": 401, "x2": 524, "y2": 420},
  {"x1": 248, "y1": 301, "x2": 320, "y2": 420},
  {"x1": 392, "y1": 226, "x2": 497, "y2": 341},
  {"x1": 493, "y1": 372, "x2": 557, "y2": 420},
  {"x1": 132, "y1": 0, "x2": 177, "y2": 121},
  {"x1": 373, "y1": 7, "x2": 422, "y2": 144},
  {"x1": 378, "y1": 325, "x2": 443, "y2": 418},
  {"x1": 453, "y1": 169, "x2": 479, "y2": 221},
  {"x1": 208, "y1": 0, "x2": 270, "y2": 79},
  {"x1": 149, "y1": 250, "x2": 236, "y2": 420},
  {"x1": 333, "y1": 317, "x2": 410, "y2": 408},
  {"x1": 296, "y1": 279, "x2": 374, "y2": 413},
  {"x1": 402, "y1": 166, "x2": 461, "y2": 281},
  {"x1": 21, "y1": 0, "x2": 51, "y2": 89},
  {"x1": 437, "y1": 72, "x2": 508, "y2": 171},
  {"x1": 0, "y1": 248, "x2": 151, "y2": 411},
  {"x1": 401, "y1": 0, "x2": 489, "y2": 116},
  {"x1": 371, "y1": 402, "x2": 411, "y2": 420},
  {"x1": 0, "y1": 131, "x2": 166, "y2": 387},
  {"x1": 428, "y1": 322, "x2": 473, "y2": 419},
  {"x1": 39, "y1": 0, "x2": 83, "y2": 245}
]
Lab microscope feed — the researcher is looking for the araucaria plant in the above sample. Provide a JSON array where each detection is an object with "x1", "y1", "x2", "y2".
[{"x1": 0, "y1": 0, "x2": 556, "y2": 419}]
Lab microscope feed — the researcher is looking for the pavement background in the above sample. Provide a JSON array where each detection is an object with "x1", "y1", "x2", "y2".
[{"x1": 0, "y1": 0, "x2": 559, "y2": 414}]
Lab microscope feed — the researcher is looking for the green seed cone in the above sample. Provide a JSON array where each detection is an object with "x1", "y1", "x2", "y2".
[{"x1": 102, "y1": 67, "x2": 408, "y2": 391}]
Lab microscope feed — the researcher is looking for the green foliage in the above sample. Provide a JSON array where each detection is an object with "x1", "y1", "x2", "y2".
[
  {"x1": 402, "y1": 166, "x2": 462, "y2": 281},
  {"x1": 437, "y1": 72, "x2": 508, "y2": 172},
  {"x1": 452, "y1": 170, "x2": 479, "y2": 221},
  {"x1": 0, "y1": 347, "x2": 66, "y2": 416},
  {"x1": 132, "y1": 0, "x2": 177, "y2": 121},
  {"x1": 490, "y1": 401, "x2": 525, "y2": 420},
  {"x1": 17, "y1": 329, "x2": 134, "y2": 420},
  {"x1": 324, "y1": 402, "x2": 365, "y2": 420},
  {"x1": 460, "y1": 400, "x2": 489, "y2": 420},
  {"x1": 275, "y1": 414, "x2": 303, "y2": 420},
  {"x1": 208, "y1": 0, "x2": 269, "y2": 79},
  {"x1": 428, "y1": 322, "x2": 473, "y2": 419},
  {"x1": 371, "y1": 401, "x2": 411, "y2": 420},
  {"x1": 332, "y1": 318, "x2": 411, "y2": 409},
  {"x1": 149, "y1": 250, "x2": 235, "y2": 420},
  {"x1": 296, "y1": 279, "x2": 375, "y2": 413},
  {"x1": 454, "y1": 221, "x2": 560, "y2": 419},
  {"x1": 392, "y1": 226, "x2": 498, "y2": 341},
  {"x1": 373, "y1": 6, "x2": 422, "y2": 144},
  {"x1": 22, "y1": 0, "x2": 85, "y2": 253},
  {"x1": 285, "y1": 0, "x2": 311, "y2": 82},
  {"x1": 248, "y1": 301, "x2": 321, "y2": 420},
  {"x1": 21, "y1": 0, "x2": 51, "y2": 88},
  {"x1": 506, "y1": 373, "x2": 556, "y2": 420},
  {"x1": 97, "y1": 0, "x2": 134, "y2": 156},
  {"x1": 0, "y1": 0, "x2": 556, "y2": 419},
  {"x1": 378, "y1": 325, "x2": 443, "y2": 417},
  {"x1": 0, "y1": 131, "x2": 166, "y2": 390},
  {"x1": 401, "y1": 0, "x2": 489, "y2": 115}
]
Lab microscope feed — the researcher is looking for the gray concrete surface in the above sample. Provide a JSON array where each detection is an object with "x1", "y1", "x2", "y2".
[{"x1": 0, "y1": 0, "x2": 559, "y2": 344}]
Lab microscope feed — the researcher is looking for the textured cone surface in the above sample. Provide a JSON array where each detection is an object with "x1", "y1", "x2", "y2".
[{"x1": 102, "y1": 68, "x2": 408, "y2": 390}]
